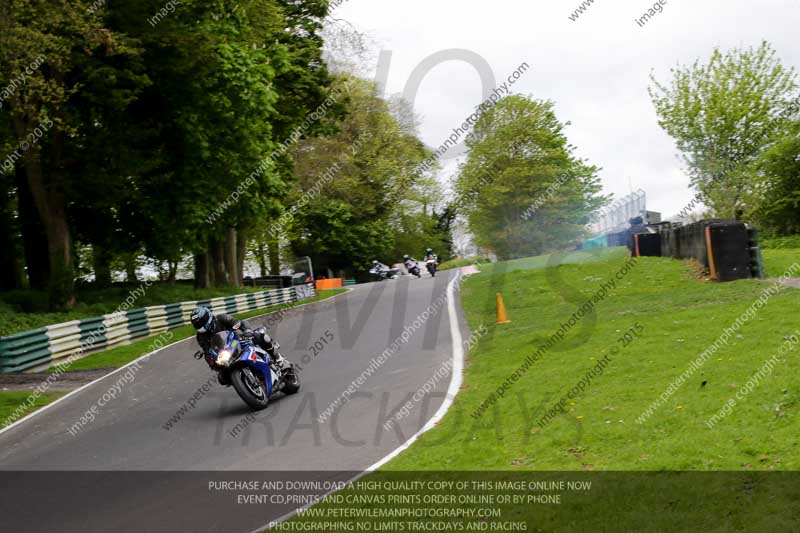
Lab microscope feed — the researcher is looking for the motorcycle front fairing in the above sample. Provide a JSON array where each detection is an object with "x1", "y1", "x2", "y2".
[
  {"x1": 210, "y1": 331, "x2": 240, "y2": 366},
  {"x1": 236, "y1": 346, "x2": 280, "y2": 397},
  {"x1": 212, "y1": 332, "x2": 279, "y2": 395}
]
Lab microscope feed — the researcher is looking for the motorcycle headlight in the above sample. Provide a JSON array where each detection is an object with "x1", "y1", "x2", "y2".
[{"x1": 216, "y1": 349, "x2": 233, "y2": 367}]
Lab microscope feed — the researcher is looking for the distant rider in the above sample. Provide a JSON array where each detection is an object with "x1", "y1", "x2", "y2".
[
  {"x1": 423, "y1": 248, "x2": 438, "y2": 263},
  {"x1": 372, "y1": 259, "x2": 390, "y2": 273},
  {"x1": 403, "y1": 254, "x2": 423, "y2": 277},
  {"x1": 190, "y1": 306, "x2": 289, "y2": 385}
]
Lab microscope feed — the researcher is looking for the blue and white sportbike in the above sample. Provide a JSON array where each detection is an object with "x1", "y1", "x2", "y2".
[{"x1": 197, "y1": 331, "x2": 300, "y2": 410}]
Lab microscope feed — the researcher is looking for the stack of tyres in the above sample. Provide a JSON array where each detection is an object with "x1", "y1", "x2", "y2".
[
  {"x1": 657, "y1": 220, "x2": 752, "y2": 281},
  {"x1": 632, "y1": 233, "x2": 661, "y2": 257},
  {"x1": 705, "y1": 221, "x2": 751, "y2": 282},
  {"x1": 584, "y1": 218, "x2": 761, "y2": 282}
]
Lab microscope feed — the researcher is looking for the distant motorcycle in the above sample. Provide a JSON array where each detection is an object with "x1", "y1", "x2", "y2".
[
  {"x1": 370, "y1": 264, "x2": 400, "y2": 281},
  {"x1": 405, "y1": 258, "x2": 422, "y2": 278},
  {"x1": 425, "y1": 258, "x2": 438, "y2": 277},
  {"x1": 195, "y1": 331, "x2": 300, "y2": 410}
]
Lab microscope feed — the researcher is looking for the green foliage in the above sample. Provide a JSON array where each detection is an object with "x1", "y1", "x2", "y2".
[
  {"x1": 388, "y1": 176, "x2": 455, "y2": 262},
  {"x1": 0, "y1": 0, "x2": 334, "y2": 304},
  {"x1": 0, "y1": 0, "x2": 148, "y2": 307},
  {"x1": 454, "y1": 95, "x2": 606, "y2": 260},
  {"x1": 760, "y1": 236, "x2": 800, "y2": 250},
  {"x1": 438, "y1": 256, "x2": 490, "y2": 271},
  {"x1": 752, "y1": 121, "x2": 800, "y2": 235},
  {"x1": 649, "y1": 41, "x2": 798, "y2": 219},
  {"x1": 287, "y1": 76, "x2": 432, "y2": 275},
  {"x1": 107, "y1": 0, "x2": 297, "y2": 260},
  {"x1": 0, "y1": 0, "x2": 452, "y2": 297}
]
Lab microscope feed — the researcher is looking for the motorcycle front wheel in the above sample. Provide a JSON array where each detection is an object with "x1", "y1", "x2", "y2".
[{"x1": 231, "y1": 366, "x2": 270, "y2": 410}]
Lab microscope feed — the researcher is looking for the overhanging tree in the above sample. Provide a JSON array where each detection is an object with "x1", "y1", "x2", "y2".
[
  {"x1": 454, "y1": 95, "x2": 605, "y2": 259},
  {"x1": 649, "y1": 41, "x2": 798, "y2": 220},
  {"x1": 287, "y1": 76, "x2": 431, "y2": 275},
  {"x1": 0, "y1": 0, "x2": 144, "y2": 307}
]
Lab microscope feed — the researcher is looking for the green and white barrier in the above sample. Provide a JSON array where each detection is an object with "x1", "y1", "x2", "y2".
[{"x1": 0, "y1": 284, "x2": 315, "y2": 373}]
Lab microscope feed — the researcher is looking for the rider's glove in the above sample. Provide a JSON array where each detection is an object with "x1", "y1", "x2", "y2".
[{"x1": 240, "y1": 331, "x2": 255, "y2": 347}]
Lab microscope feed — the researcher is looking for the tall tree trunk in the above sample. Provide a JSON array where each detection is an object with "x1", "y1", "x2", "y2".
[
  {"x1": 167, "y1": 260, "x2": 178, "y2": 284},
  {"x1": 16, "y1": 164, "x2": 49, "y2": 289},
  {"x1": 92, "y1": 243, "x2": 112, "y2": 288},
  {"x1": 236, "y1": 226, "x2": 247, "y2": 285},
  {"x1": 0, "y1": 174, "x2": 25, "y2": 289},
  {"x1": 15, "y1": 113, "x2": 75, "y2": 309},
  {"x1": 194, "y1": 252, "x2": 210, "y2": 289},
  {"x1": 224, "y1": 227, "x2": 240, "y2": 287},
  {"x1": 211, "y1": 237, "x2": 227, "y2": 286},
  {"x1": 0, "y1": 230, "x2": 25, "y2": 289},
  {"x1": 21, "y1": 150, "x2": 74, "y2": 309},
  {"x1": 256, "y1": 243, "x2": 268, "y2": 277},
  {"x1": 267, "y1": 236, "x2": 280, "y2": 275},
  {"x1": 122, "y1": 252, "x2": 139, "y2": 282}
]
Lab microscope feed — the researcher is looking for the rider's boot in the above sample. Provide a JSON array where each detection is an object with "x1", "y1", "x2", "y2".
[
  {"x1": 266, "y1": 340, "x2": 289, "y2": 369},
  {"x1": 253, "y1": 328, "x2": 289, "y2": 369}
]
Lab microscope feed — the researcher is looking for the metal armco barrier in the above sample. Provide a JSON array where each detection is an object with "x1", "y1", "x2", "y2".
[{"x1": 0, "y1": 284, "x2": 316, "y2": 374}]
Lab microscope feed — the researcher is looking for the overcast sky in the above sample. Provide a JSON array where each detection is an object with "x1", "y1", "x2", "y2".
[{"x1": 331, "y1": 0, "x2": 799, "y2": 219}]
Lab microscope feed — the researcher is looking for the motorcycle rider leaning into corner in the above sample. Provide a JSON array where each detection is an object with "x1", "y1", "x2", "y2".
[
  {"x1": 423, "y1": 248, "x2": 438, "y2": 263},
  {"x1": 403, "y1": 254, "x2": 418, "y2": 268},
  {"x1": 372, "y1": 259, "x2": 390, "y2": 272},
  {"x1": 190, "y1": 306, "x2": 289, "y2": 386}
]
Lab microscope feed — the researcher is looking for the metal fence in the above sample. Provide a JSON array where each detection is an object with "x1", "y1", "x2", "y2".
[
  {"x1": 590, "y1": 189, "x2": 647, "y2": 236},
  {"x1": 0, "y1": 284, "x2": 315, "y2": 373}
]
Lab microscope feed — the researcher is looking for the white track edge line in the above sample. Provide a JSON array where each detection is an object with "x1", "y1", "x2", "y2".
[
  {"x1": 0, "y1": 289, "x2": 351, "y2": 438},
  {"x1": 253, "y1": 271, "x2": 465, "y2": 532}
]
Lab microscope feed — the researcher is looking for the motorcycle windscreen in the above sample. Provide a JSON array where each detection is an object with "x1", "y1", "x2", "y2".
[{"x1": 211, "y1": 331, "x2": 229, "y2": 352}]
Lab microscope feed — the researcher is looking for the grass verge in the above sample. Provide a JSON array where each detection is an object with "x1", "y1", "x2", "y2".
[
  {"x1": 383, "y1": 248, "x2": 799, "y2": 470},
  {"x1": 279, "y1": 250, "x2": 800, "y2": 532},
  {"x1": 439, "y1": 256, "x2": 490, "y2": 271},
  {"x1": 762, "y1": 248, "x2": 800, "y2": 278},
  {"x1": 0, "y1": 391, "x2": 64, "y2": 429}
]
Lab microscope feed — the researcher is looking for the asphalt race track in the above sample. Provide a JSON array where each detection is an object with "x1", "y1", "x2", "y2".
[{"x1": 0, "y1": 272, "x2": 469, "y2": 533}]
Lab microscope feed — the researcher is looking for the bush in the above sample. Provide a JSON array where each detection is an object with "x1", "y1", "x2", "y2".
[
  {"x1": 760, "y1": 235, "x2": 800, "y2": 249},
  {"x1": 438, "y1": 256, "x2": 491, "y2": 271}
]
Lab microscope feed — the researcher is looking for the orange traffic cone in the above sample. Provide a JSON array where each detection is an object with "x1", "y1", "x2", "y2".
[{"x1": 495, "y1": 292, "x2": 512, "y2": 324}]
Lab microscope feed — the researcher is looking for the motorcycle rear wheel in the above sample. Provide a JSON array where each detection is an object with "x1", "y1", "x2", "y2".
[
  {"x1": 282, "y1": 368, "x2": 301, "y2": 395},
  {"x1": 231, "y1": 367, "x2": 270, "y2": 410}
]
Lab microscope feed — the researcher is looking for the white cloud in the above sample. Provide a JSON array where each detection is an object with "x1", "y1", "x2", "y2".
[{"x1": 332, "y1": 0, "x2": 800, "y2": 218}]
